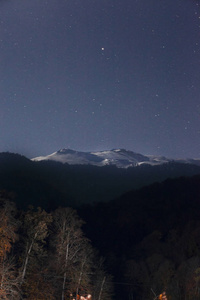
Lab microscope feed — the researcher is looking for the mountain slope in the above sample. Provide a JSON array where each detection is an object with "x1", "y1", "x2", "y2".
[{"x1": 1, "y1": 151, "x2": 200, "y2": 208}]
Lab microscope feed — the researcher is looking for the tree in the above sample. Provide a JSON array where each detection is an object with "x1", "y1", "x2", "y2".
[
  {"x1": 19, "y1": 206, "x2": 52, "y2": 288},
  {"x1": 92, "y1": 257, "x2": 113, "y2": 300},
  {"x1": 51, "y1": 207, "x2": 92, "y2": 300},
  {"x1": 22, "y1": 264, "x2": 56, "y2": 300},
  {"x1": 0, "y1": 195, "x2": 20, "y2": 299},
  {"x1": 0, "y1": 258, "x2": 21, "y2": 299},
  {"x1": 0, "y1": 198, "x2": 18, "y2": 261}
]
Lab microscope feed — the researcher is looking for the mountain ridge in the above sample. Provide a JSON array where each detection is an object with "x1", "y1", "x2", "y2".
[
  {"x1": 32, "y1": 148, "x2": 200, "y2": 168},
  {"x1": 1, "y1": 151, "x2": 200, "y2": 208}
]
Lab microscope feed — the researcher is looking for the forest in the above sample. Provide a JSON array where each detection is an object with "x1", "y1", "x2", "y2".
[
  {"x1": 1, "y1": 153, "x2": 200, "y2": 299},
  {"x1": 79, "y1": 175, "x2": 200, "y2": 299},
  {"x1": 0, "y1": 193, "x2": 113, "y2": 299}
]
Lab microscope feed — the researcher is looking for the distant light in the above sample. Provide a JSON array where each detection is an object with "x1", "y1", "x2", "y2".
[{"x1": 101, "y1": 47, "x2": 104, "y2": 51}]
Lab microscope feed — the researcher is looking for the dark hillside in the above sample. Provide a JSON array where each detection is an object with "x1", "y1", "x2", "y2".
[
  {"x1": 80, "y1": 175, "x2": 200, "y2": 253},
  {"x1": 79, "y1": 175, "x2": 200, "y2": 299},
  {"x1": 0, "y1": 153, "x2": 66, "y2": 209},
  {"x1": 0, "y1": 152, "x2": 200, "y2": 210}
]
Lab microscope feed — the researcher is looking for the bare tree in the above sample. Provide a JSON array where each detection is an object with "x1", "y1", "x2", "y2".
[
  {"x1": 52, "y1": 207, "x2": 92, "y2": 300},
  {"x1": 75, "y1": 246, "x2": 94, "y2": 299},
  {"x1": 92, "y1": 257, "x2": 113, "y2": 300},
  {"x1": 19, "y1": 207, "x2": 52, "y2": 286}
]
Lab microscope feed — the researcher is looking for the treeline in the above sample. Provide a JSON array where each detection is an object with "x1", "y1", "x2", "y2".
[{"x1": 0, "y1": 192, "x2": 113, "y2": 300}]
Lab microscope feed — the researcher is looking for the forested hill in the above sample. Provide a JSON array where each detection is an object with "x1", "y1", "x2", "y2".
[
  {"x1": 1, "y1": 152, "x2": 200, "y2": 299},
  {"x1": 79, "y1": 174, "x2": 200, "y2": 299},
  {"x1": 1, "y1": 152, "x2": 200, "y2": 209}
]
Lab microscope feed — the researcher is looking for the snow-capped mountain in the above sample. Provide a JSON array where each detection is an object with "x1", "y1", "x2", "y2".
[{"x1": 32, "y1": 149, "x2": 200, "y2": 168}]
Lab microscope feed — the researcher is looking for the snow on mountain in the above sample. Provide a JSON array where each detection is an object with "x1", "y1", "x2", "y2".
[{"x1": 31, "y1": 148, "x2": 199, "y2": 168}]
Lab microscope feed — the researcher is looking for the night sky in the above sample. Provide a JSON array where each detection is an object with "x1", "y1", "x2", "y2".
[{"x1": 0, "y1": 0, "x2": 200, "y2": 159}]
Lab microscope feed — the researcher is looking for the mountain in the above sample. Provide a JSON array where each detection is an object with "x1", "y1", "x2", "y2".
[
  {"x1": 1, "y1": 151, "x2": 200, "y2": 209},
  {"x1": 32, "y1": 148, "x2": 200, "y2": 168}
]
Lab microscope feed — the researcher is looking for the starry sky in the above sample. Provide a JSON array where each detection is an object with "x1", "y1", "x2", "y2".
[{"x1": 0, "y1": 0, "x2": 200, "y2": 159}]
